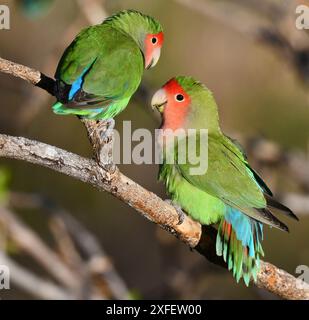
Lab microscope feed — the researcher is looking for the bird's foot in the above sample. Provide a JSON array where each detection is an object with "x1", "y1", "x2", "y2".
[
  {"x1": 165, "y1": 199, "x2": 186, "y2": 225},
  {"x1": 98, "y1": 118, "x2": 115, "y2": 144}
]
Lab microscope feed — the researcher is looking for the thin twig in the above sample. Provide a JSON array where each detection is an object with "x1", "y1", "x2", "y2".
[
  {"x1": 0, "y1": 252, "x2": 73, "y2": 300},
  {"x1": 8, "y1": 192, "x2": 130, "y2": 299},
  {"x1": 48, "y1": 215, "x2": 84, "y2": 272},
  {"x1": 54, "y1": 210, "x2": 130, "y2": 300},
  {"x1": 0, "y1": 207, "x2": 80, "y2": 291},
  {"x1": 175, "y1": 0, "x2": 309, "y2": 83}
]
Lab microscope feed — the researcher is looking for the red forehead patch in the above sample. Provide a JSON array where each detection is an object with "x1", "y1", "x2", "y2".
[
  {"x1": 156, "y1": 32, "x2": 164, "y2": 46},
  {"x1": 161, "y1": 78, "x2": 191, "y2": 131},
  {"x1": 163, "y1": 79, "x2": 187, "y2": 97},
  {"x1": 145, "y1": 32, "x2": 164, "y2": 48}
]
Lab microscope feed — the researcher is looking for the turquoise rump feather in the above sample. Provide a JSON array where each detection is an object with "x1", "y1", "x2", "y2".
[{"x1": 216, "y1": 207, "x2": 264, "y2": 285}]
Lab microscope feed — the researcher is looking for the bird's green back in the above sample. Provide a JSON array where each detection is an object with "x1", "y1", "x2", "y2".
[{"x1": 55, "y1": 25, "x2": 144, "y2": 100}]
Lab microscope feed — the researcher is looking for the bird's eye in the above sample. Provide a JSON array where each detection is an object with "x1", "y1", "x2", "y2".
[
  {"x1": 175, "y1": 94, "x2": 185, "y2": 102},
  {"x1": 151, "y1": 37, "x2": 157, "y2": 44}
]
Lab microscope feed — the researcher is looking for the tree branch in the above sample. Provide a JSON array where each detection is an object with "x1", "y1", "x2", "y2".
[
  {"x1": 0, "y1": 207, "x2": 80, "y2": 291},
  {"x1": 0, "y1": 132, "x2": 201, "y2": 247},
  {"x1": 0, "y1": 252, "x2": 73, "y2": 300},
  {"x1": 0, "y1": 57, "x2": 308, "y2": 300},
  {"x1": 8, "y1": 191, "x2": 131, "y2": 299}
]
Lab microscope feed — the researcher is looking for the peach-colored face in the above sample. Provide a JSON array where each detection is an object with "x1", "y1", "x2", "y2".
[
  {"x1": 160, "y1": 79, "x2": 191, "y2": 131},
  {"x1": 144, "y1": 32, "x2": 164, "y2": 69}
]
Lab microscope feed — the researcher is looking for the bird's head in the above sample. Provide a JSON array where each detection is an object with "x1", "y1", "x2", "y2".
[
  {"x1": 143, "y1": 31, "x2": 164, "y2": 69},
  {"x1": 105, "y1": 10, "x2": 164, "y2": 69},
  {"x1": 151, "y1": 76, "x2": 220, "y2": 132}
]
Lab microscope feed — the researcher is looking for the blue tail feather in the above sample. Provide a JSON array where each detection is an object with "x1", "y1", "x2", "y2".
[{"x1": 216, "y1": 206, "x2": 264, "y2": 286}]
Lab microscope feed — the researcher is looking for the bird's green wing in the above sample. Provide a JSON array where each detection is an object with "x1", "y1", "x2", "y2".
[
  {"x1": 55, "y1": 26, "x2": 101, "y2": 85},
  {"x1": 175, "y1": 134, "x2": 290, "y2": 230},
  {"x1": 223, "y1": 135, "x2": 297, "y2": 221},
  {"x1": 177, "y1": 134, "x2": 265, "y2": 207},
  {"x1": 55, "y1": 25, "x2": 143, "y2": 109},
  {"x1": 225, "y1": 135, "x2": 273, "y2": 196}
]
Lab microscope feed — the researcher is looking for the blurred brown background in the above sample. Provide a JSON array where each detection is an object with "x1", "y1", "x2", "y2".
[{"x1": 0, "y1": 0, "x2": 308, "y2": 299}]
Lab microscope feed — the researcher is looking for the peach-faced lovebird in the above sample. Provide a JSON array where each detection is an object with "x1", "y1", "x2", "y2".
[
  {"x1": 53, "y1": 10, "x2": 164, "y2": 120},
  {"x1": 151, "y1": 76, "x2": 298, "y2": 285}
]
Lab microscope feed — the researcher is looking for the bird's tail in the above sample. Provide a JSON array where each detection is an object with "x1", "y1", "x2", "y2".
[
  {"x1": 216, "y1": 207, "x2": 264, "y2": 286},
  {"x1": 52, "y1": 101, "x2": 99, "y2": 118},
  {"x1": 52, "y1": 102, "x2": 67, "y2": 114}
]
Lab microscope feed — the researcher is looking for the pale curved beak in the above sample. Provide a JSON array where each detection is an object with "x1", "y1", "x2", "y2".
[
  {"x1": 151, "y1": 88, "x2": 167, "y2": 113},
  {"x1": 146, "y1": 47, "x2": 161, "y2": 69}
]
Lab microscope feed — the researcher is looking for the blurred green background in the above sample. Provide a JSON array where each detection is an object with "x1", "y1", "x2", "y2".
[{"x1": 0, "y1": 0, "x2": 308, "y2": 299}]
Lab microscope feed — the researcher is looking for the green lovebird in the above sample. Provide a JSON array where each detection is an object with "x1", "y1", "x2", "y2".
[
  {"x1": 151, "y1": 76, "x2": 298, "y2": 285},
  {"x1": 53, "y1": 10, "x2": 164, "y2": 120}
]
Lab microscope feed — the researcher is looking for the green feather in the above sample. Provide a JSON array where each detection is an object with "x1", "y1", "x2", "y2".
[{"x1": 104, "y1": 10, "x2": 163, "y2": 49}]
